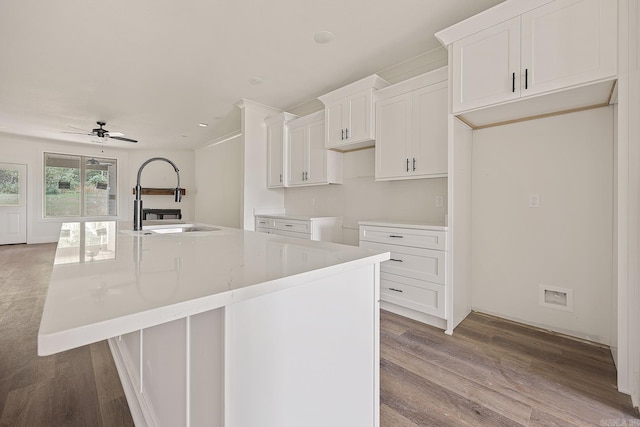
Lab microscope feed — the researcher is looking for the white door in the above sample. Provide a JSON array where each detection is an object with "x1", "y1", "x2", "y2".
[
  {"x1": 325, "y1": 100, "x2": 345, "y2": 148},
  {"x1": 412, "y1": 81, "x2": 448, "y2": 177},
  {"x1": 306, "y1": 119, "x2": 327, "y2": 184},
  {"x1": 520, "y1": 0, "x2": 617, "y2": 97},
  {"x1": 345, "y1": 91, "x2": 371, "y2": 143},
  {"x1": 375, "y1": 92, "x2": 411, "y2": 180},
  {"x1": 267, "y1": 123, "x2": 284, "y2": 188},
  {"x1": 288, "y1": 125, "x2": 307, "y2": 186},
  {"x1": 452, "y1": 16, "x2": 521, "y2": 113},
  {"x1": 0, "y1": 163, "x2": 27, "y2": 244}
]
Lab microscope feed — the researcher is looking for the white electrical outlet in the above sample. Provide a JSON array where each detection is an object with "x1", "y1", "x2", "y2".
[
  {"x1": 529, "y1": 194, "x2": 540, "y2": 208},
  {"x1": 435, "y1": 196, "x2": 444, "y2": 208}
]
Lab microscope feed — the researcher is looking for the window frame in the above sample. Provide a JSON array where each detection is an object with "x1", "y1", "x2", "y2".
[{"x1": 43, "y1": 152, "x2": 119, "y2": 219}]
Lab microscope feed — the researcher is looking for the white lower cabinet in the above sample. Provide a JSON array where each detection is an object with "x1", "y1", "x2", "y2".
[
  {"x1": 255, "y1": 215, "x2": 343, "y2": 243},
  {"x1": 359, "y1": 221, "x2": 448, "y2": 327}
]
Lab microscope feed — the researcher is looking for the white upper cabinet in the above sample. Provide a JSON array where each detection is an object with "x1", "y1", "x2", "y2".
[
  {"x1": 287, "y1": 111, "x2": 343, "y2": 187},
  {"x1": 266, "y1": 112, "x2": 297, "y2": 188},
  {"x1": 448, "y1": 0, "x2": 617, "y2": 114},
  {"x1": 452, "y1": 17, "x2": 521, "y2": 113},
  {"x1": 318, "y1": 75, "x2": 389, "y2": 151},
  {"x1": 519, "y1": 0, "x2": 617, "y2": 97},
  {"x1": 375, "y1": 68, "x2": 448, "y2": 181}
]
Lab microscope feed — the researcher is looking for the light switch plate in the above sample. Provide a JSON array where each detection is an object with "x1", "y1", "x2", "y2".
[{"x1": 529, "y1": 194, "x2": 540, "y2": 208}]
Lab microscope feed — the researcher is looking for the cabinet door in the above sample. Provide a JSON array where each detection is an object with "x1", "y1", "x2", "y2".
[
  {"x1": 288, "y1": 125, "x2": 307, "y2": 186},
  {"x1": 345, "y1": 91, "x2": 372, "y2": 143},
  {"x1": 375, "y1": 93, "x2": 411, "y2": 180},
  {"x1": 305, "y1": 120, "x2": 328, "y2": 184},
  {"x1": 520, "y1": 0, "x2": 617, "y2": 97},
  {"x1": 325, "y1": 100, "x2": 345, "y2": 148},
  {"x1": 266, "y1": 123, "x2": 285, "y2": 188},
  {"x1": 412, "y1": 81, "x2": 448, "y2": 177},
  {"x1": 452, "y1": 17, "x2": 520, "y2": 113}
]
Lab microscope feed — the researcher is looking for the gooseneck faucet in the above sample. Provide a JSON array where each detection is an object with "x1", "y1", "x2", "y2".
[{"x1": 134, "y1": 157, "x2": 182, "y2": 231}]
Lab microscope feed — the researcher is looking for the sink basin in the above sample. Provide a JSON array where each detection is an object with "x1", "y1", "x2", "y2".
[{"x1": 143, "y1": 224, "x2": 221, "y2": 234}]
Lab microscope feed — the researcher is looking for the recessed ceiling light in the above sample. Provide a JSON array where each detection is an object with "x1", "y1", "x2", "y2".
[
  {"x1": 249, "y1": 77, "x2": 264, "y2": 85},
  {"x1": 198, "y1": 123, "x2": 208, "y2": 128},
  {"x1": 314, "y1": 31, "x2": 334, "y2": 44}
]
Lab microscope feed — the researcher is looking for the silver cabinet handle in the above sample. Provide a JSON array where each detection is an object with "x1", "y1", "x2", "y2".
[
  {"x1": 345, "y1": 128, "x2": 349, "y2": 139},
  {"x1": 406, "y1": 158, "x2": 409, "y2": 172},
  {"x1": 279, "y1": 173, "x2": 282, "y2": 183},
  {"x1": 413, "y1": 157, "x2": 416, "y2": 171},
  {"x1": 389, "y1": 288, "x2": 403, "y2": 293},
  {"x1": 389, "y1": 235, "x2": 404, "y2": 238},
  {"x1": 525, "y1": 68, "x2": 529, "y2": 90},
  {"x1": 341, "y1": 129, "x2": 344, "y2": 140},
  {"x1": 389, "y1": 258, "x2": 403, "y2": 262},
  {"x1": 285, "y1": 224, "x2": 293, "y2": 227}
]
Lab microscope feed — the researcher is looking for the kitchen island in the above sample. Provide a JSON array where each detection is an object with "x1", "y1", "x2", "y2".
[{"x1": 38, "y1": 221, "x2": 389, "y2": 427}]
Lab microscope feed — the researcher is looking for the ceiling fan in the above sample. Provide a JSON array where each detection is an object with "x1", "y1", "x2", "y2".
[{"x1": 63, "y1": 121, "x2": 138, "y2": 143}]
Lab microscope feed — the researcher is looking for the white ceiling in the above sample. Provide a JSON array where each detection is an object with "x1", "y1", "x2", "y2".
[{"x1": 0, "y1": 0, "x2": 503, "y2": 150}]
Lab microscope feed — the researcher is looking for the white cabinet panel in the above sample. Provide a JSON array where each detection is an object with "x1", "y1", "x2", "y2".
[
  {"x1": 360, "y1": 222, "x2": 448, "y2": 323},
  {"x1": 375, "y1": 69, "x2": 448, "y2": 181},
  {"x1": 287, "y1": 112, "x2": 342, "y2": 186},
  {"x1": 318, "y1": 74, "x2": 389, "y2": 151},
  {"x1": 450, "y1": 0, "x2": 617, "y2": 114},
  {"x1": 452, "y1": 17, "x2": 521, "y2": 112},
  {"x1": 375, "y1": 93, "x2": 411, "y2": 178},
  {"x1": 266, "y1": 112, "x2": 297, "y2": 188},
  {"x1": 380, "y1": 272, "x2": 445, "y2": 318},
  {"x1": 520, "y1": 0, "x2": 617, "y2": 96},
  {"x1": 143, "y1": 319, "x2": 187, "y2": 427},
  {"x1": 412, "y1": 83, "x2": 449, "y2": 177}
]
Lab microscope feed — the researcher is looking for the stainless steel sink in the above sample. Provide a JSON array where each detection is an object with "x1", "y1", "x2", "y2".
[{"x1": 144, "y1": 224, "x2": 221, "y2": 234}]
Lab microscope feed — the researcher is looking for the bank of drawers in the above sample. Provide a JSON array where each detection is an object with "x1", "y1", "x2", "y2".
[
  {"x1": 255, "y1": 215, "x2": 342, "y2": 242},
  {"x1": 359, "y1": 223, "x2": 447, "y2": 319}
]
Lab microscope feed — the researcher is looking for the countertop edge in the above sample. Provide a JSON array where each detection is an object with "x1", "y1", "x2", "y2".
[{"x1": 38, "y1": 251, "x2": 389, "y2": 356}]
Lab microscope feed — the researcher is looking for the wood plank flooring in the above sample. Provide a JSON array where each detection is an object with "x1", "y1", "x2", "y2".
[
  {"x1": 0, "y1": 243, "x2": 133, "y2": 427},
  {"x1": 380, "y1": 310, "x2": 639, "y2": 426},
  {"x1": 1, "y1": 243, "x2": 637, "y2": 426}
]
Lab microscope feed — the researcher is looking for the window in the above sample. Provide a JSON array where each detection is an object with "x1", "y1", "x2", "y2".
[
  {"x1": 44, "y1": 153, "x2": 117, "y2": 218},
  {"x1": 0, "y1": 168, "x2": 19, "y2": 206}
]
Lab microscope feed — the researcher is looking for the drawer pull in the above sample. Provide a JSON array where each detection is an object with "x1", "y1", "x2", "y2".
[
  {"x1": 389, "y1": 235, "x2": 404, "y2": 238},
  {"x1": 285, "y1": 224, "x2": 293, "y2": 227},
  {"x1": 389, "y1": 258, "x2": 403, "y2": 263},
  {"x1": 389, "y1": 288, "x2": 403, "y2": 293}
]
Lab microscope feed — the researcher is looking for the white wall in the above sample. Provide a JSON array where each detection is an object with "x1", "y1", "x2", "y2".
[
  {"x1": 194, "y1": 136, "x2": 242, "y2": 228},
  {"x1": 471, "y1": 107, "x2": 614, "y2": 344},
  {"x1": 0, "y1": 133, "x2": 131, "y2": 243},
  {"x1": 128, "y1": 150, "x2": 195, "y2": 222},
  {"x1": 284, "y1": 148, "x2": 447, "y2": 246}
]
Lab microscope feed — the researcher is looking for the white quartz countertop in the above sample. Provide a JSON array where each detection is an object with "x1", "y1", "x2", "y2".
[
  {"x1": 358, "y1": 220, "x2": 448, "y2": 231},
  {"x1": 38, "y1": 221, "x2": 389, "y2": 356}
]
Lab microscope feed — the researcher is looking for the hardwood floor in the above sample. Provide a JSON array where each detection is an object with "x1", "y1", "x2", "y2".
[
  {"x1": 380, "y1": 310, "x2": 639, "y2": 426},
  {"x1": 1, "y1": 243, "x2": 637, "y2": 426},
  {"x1": 0, "y1": 243, "x2": 133, "y2": 427}
]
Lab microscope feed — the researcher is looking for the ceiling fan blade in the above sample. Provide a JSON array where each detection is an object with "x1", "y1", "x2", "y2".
[
  {"x1": 62, "y1": 131, "x2": 92, "y2": 135},
  {"x1": 109, "y1": 136, "x2": 138, "y2": 143},
  {"x1": 66, "y1": 125, "x2": 92, "y2": 132},
  {"x1": 105, "y1": 131, "x2": 125, "y2": 137}
]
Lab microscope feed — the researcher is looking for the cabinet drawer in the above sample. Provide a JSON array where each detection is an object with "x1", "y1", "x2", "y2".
[
  {"x1": 271, "y1": 229, "x2": 311, "y2": 240},
  {"x1": 273, "y1": 219, "x2": 310, "y2": 234},
  {"x1": 360, "y1": 241, "x2": 445, "y2": 285},
  {"x1": 255, "y1": 218, "x2": 273, "y2": 228},
  {"x1": 380, "y1": 273, "x2": 445, "y2": 319},
  {"x1": 256, "y1": 227, "x2": 271, "y2": 234},
  {"x1": 359, "y1": 225, "x2": 446, "y2": 250}
]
